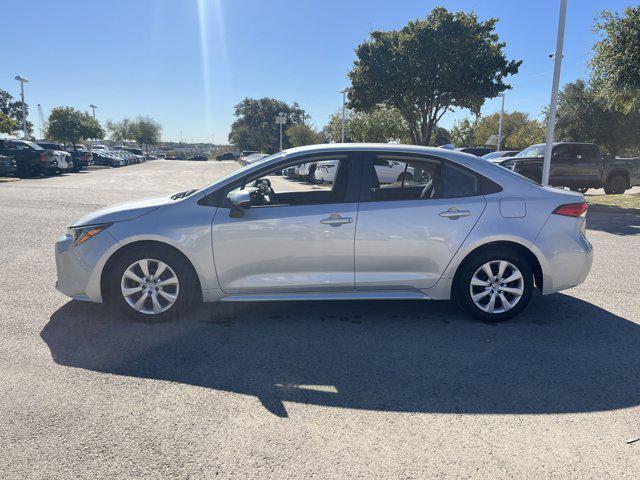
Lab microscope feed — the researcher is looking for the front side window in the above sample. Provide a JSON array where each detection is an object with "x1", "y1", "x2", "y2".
[{"x1": 224, "y1": 156, "x2": 351, "y2": 208}]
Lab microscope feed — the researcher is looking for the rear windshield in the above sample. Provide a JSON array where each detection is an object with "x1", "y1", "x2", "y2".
[{"x1": 515, "y1": 144, "x2": 546, "y2": 158}]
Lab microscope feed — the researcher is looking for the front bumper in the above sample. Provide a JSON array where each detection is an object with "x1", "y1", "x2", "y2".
[{"x1": 55, "y1": 230, "x2": 120, "y2": 302}]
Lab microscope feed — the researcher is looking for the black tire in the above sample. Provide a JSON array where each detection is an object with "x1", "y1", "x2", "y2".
[
  {"x1": 454, "y1": 248, "x2": 534, "y2": 323},
  {"x1": 570, "y1": 187, "x2": 588, "y2": 194},
  {"x1": 603, "y1": 175, "x2": 627, "y2": 195},
  {"x1": 106, "y1": 245, "x2": 200, "y2": 322}
]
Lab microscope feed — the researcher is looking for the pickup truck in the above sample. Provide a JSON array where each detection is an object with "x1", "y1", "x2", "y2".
[
  {"x1": 0, "y1": 139, "x2": 55, "y2": 177},
  {"x1": 494, "y1": 142, "x2": 640, "y2": 194}
]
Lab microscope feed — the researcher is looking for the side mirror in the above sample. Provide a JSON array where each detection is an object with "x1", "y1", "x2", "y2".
[{"x1": 228, "y1": 190, "x2": 251, "y2": 218}]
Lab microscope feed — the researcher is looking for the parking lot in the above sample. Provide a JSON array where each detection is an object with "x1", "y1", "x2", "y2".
[{"x1": 1, "y1": 159, "x2": 639, "y2": 478}]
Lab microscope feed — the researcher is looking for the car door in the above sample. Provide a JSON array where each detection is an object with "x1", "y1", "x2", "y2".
[
  {"x1": 211, "y1": 154, "x2": 361, "y2": 294},
  {"x1": 549, "y1": 144, "x2": 575, "y2": 185},
  {"x1": 355, "y1": 153, "x2": 487, "y2": 290},
  {"x1": 572, "y1": 144, "x2": 602, "y2": 186}
]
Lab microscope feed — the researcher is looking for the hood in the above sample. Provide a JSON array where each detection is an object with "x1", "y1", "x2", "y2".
[{"x1": 70, "y1": 195, "x2": 172, "y2": 227}]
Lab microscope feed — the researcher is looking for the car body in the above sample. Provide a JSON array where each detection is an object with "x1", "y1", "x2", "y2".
[
  {"x1": 481, "y1": 150, "x2": 520, "y2": 161},
  {"x1": 456, "y1": 147, "x2": 494, "y2": 157},
  {"x1": 91, "y1": 151, "x2": 125, "y2": 168},
  {"x1": 0, "y1": 154, "x2": 17, "y2": 176},
  {"x1": 68, "y1": 145, "x2": 92, "y2": 171},
  {"x1": 216, "y1": 151, "x2": 241, "y2": 161},
  {"x1": 37, "y1": 143, "x2": 74, "y2": 173},
  {"x1": 0, "y1": 139, "x2": 52, "y2": 177},
  {"x1": 313, "y1": 159, "x2": 339, "y2": 183},
  {"x1": 55, "y1": 143, "x2": 593, "y2": 323},
  {"x1": 496, "y1": 142, "x2": 640, "y2": 194},
  {"x1": 188, "y1": 155, "x2": 209, "y2": 161}
]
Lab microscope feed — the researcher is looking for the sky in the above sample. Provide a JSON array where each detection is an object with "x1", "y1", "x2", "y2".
[{"x1": 2, "y1": 0, "x2": 636, "y2": 144}]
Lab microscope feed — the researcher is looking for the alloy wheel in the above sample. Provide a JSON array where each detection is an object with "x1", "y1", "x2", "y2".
[
  {"x1": 469, "y1": 260, "x2": 524, "y2": 314},
  {"x1": 120, "y1": 258, "x2": 180, "y2": 315}
]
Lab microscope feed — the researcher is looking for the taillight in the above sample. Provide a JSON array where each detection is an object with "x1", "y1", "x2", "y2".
[
  {"x1": 553, "y1": 202, "x2": 588, "y2": 217},
  {"x1": 83, "y1": 153, "x2": 88, "y2": 161},
  {"x1": 39, "y1": 153, "x2": 46, "y2": 162}
]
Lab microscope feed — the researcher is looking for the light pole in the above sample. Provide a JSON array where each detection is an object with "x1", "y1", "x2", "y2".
[
  {"x1": 339, "y1": 87, "x2": 349, "y2": 142},
  {"x1": 275, "y1": 112, "x2": 287, "y2": 151},
  {"x1": 497, "y1": 93, "x2": 505, "y2": 151},
  {"x1": 542, "y1": 0, "x2": 567, "y2": 186},
  {"x1": 14, "y1": 76, "x2": 28, "y2": 139},
  {"x1": 89, "y1": 104, "x2": 97, "y2": 119}
]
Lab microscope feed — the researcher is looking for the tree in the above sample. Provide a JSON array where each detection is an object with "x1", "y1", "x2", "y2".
[
  {"x1": 131, "y1": 116, "x2": 162, "y2": 153},
  {"x1": 229, "y1": 98, "x2": 308, "y2": 153},
  {"x1": 0, "y1": 112, "x2": 17, "y2": 135},
  {"x1": 590, "y1": 6, "x2": 640, "y2": 113},
  {"x1": 323, "y1": 107, "x2": 411, "y2": 143},
  {"x1": 450, "y1": 118, "x2": 476, "y2": 147},
  {"x1": 555, "y1": 79, "x2": 640, "y2": 157},
  {"x1": 431, "y1": 126, "x2": 451, "y2": 146},
  {"x1": 348, "y1": 7, "x2": 521, "y2": 145},
  {"x1": 105, "y1": 118, "x2": 135, "y2": 144},
  {"x1": 0, "y1": 89, "x2": 32, "y2": 136},
  {"x1": 473, "y1": 111, "x2": 545, "y2": 149},
  {"x1": 285, "y1": 124, "x2": 323, "y2": 147},
  {"x1": 46, "y1": 107, "x2": 104, "y2": 145}
]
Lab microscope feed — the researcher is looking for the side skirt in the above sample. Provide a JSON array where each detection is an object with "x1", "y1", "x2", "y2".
[{"x1": 218, "y1": 290, "x2": 432, "y2": 303}]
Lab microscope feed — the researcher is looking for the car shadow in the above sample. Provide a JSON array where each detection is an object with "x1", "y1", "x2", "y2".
[
  {"x1": 41, "y1": 294, "x2": 640, "y2": 417},
  {"x1": 587, "y1": 206, "x2": 640, "y2": 236}
]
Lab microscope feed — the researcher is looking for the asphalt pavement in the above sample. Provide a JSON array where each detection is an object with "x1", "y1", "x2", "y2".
[{"x1": 1, "y1": 160, "x2": 639, "y2": 479}]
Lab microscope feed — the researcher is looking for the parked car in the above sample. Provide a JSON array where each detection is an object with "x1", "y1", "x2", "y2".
[
  {"x1": 374, "y1": 158, "x2": 415, "y2": 184},
  {"x1": 91, "y1": 150, "x2": 125, "y2": 168},
  {"x1": 241, "y1": 150, "x2": 258, "y2": 157},
  {"x1": 456, "y1": 147, "x2": 494, "y2": 157},
  {"x1": 36, "y1": 142, "x2": 74, "y2": 174},
  {"x1": 481, "y1": 150, "x2": 520, "y2": 161},
  {"x1": 188, "y1": 155, "x2": 208, "y2": 161},
  {"x1": 0, "y1": 139, "x2": 52, "y2": 177},
  {"x1": 0, "y1": 154, "x2": 17, "y2": 176},
  {"x1": 294, "y1": 162, "x2": 316, "y2": 181},
  {"x1": 494, "y1": 142, "x2": 640, "y2": 194},
  {"x1": 68, "y1": 145, "x2": 92, "y2": 171},
  {"x1": 238, "y1": 153, "x2": 268, "y2": 166},
  {"x1": 55, "y1": 143, "x2": 593, "y2": 323},
  {"x1": 91, "y1": 145, "x2": 109, "y2": 151},
  {"x1": 216, "y1": 151, "x2": 241, "y2": 161},
  {"x1": 313, "y1": 159, "x2": 339, "y2": 183}
]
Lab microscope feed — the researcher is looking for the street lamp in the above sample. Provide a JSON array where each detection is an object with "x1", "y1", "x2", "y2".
[
  {"x1": 339, "y1": 87, "x2": 349, "y2": 143},
  {"x1": 89, "y1": 104, "x2": 97, "y2": 119},
  {"x1": 497, "y1": 93, "x2": 506, "y2": 151},
  {"x1": 14, "y1": 75, "x2": 29, "y2": 139},
  {"x1": 542, "y1": 0, "x2": 568, "y2": 186},
  {"x1": 275, "y1": 112, "x2": 287, "y2": 151}
]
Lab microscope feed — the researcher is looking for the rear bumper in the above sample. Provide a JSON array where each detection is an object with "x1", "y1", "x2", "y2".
[{"x1": 534, "y1": 216, "x2": 593, "y2": 294}]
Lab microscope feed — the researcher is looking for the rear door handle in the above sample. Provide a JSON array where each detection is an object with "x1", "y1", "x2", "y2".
[
  {"x1": 439, "y1": 207, "x2": 471, "y2": 219},
  {"x1": 320, "y1": 214, "x2": 353, "y2": 226}
]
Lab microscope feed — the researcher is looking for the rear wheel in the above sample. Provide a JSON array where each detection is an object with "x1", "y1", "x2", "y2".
[
  {"x1": 107, "y1": 245, "x2": 200, "y2": 322},
  {"x1": 604, "y1": 174, "x2": 627, "y2": 195},
  {"x1": 454, "y1": 249, "x2": 533, "y2": 322},
  {"x1": 397, "y1": 172, "x2": 413, "y2": 183}
]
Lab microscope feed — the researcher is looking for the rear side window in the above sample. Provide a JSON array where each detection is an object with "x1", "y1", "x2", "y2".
[{"x1": 443, "y1": 162, "x2": 480, "y2": 198}]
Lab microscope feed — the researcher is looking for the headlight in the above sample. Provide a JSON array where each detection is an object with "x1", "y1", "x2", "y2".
[{"x1": 67, "y1": 223, "x2": 112, "y2": 245}]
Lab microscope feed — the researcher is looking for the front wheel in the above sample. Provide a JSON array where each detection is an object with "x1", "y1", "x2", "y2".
[
  {"x1": 107, "y1": 246, "x2": 200, "y2": 322},
  {"x1": 454, "y1": 249, "x2": 533, "y2": 322}
]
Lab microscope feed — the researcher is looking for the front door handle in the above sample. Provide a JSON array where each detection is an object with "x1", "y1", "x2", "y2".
[
  {"x1": 320, "y1": 214, "x2": 353, "y2": 226},
  {"x1": 439, "y1": 207, "x2": 471, "y2": 219}
]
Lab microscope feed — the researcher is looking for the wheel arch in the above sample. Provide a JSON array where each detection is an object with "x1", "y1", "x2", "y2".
[
  {"x1": 451, "y1": 240, "x2": 543, "y2": 296},
  {"x1": 100, "y1": 239, "x2": 202, "y2": 302}
]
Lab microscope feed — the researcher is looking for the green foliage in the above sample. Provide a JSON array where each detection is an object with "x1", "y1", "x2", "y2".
[
  {"x1": 348, "y1": 7, "x2": 521, "y2": 145},
  {"x1": 285, "y1": 124, "x2": 324, "y2": 147},
  {"x1": 0, "y1": 112, "x2": 17, "y2": 135},
  {"x1": 450, "y1": 118, "x2": 476, "y2": 147},
  {"x1": 431, "y1": 126, "x2": 451, "y2": 146},
  {"x1": 556, "y1": 79, "x2": 640, "y2": 157},
  {"x1": 590, "y1": 6, "x2": 640, "y2": 113},
  {"x1": 105, "y1": 118, "x2": 135, "y2": 143},
  {"x1": 229, "y1": 98, "x2": 308, "y2": 153},
  {"x1": 0, "y1": 89, "x2": 32, "y2": 135},
  {"x1": 473, "y1": 111, "x2": 545, "y2": 149},
  {"x1": 131, "y1": 116, "x2": 162, "y2": 152},
  {"x1": 47, "y1": 107, "x2": 104, "y2": 145},
  {"x1": 323, "y1": 107, "x2": 411, "y2": 144}
]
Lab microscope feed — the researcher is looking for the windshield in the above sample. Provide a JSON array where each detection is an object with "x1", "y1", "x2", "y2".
[
  {"x1": 515, "y1": 144, "x2": 546, "y2": 158},
  {"x1": 481, "y1": 151, "x2": 503, "y2": 160},
  {"x1": 23, "y1": 141, "x2": 44, "y2": 151}
]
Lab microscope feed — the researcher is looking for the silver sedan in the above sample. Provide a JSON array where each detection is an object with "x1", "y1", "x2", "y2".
[{"x1": 55, "y1": 144, "x2": 593, "y2": 322}]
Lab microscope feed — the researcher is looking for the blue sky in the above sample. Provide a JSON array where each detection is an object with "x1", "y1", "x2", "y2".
[{"x1": 2, "y1": 0, "x2": 636, "y2": 143}]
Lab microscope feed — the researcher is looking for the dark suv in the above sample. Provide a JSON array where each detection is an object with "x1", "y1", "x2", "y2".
[{"x1": 0, "y1": 139, "x2": 53, "y2": 177}]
